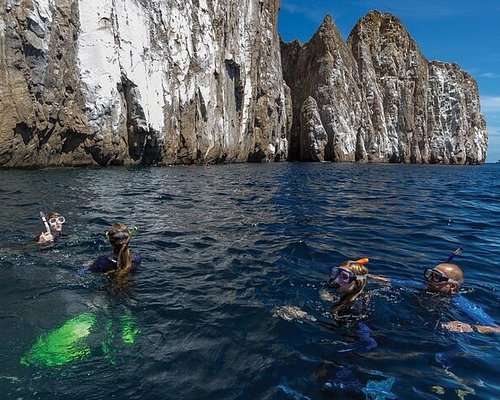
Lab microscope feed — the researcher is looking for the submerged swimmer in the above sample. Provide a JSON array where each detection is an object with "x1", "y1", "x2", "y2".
[
  {"x1": 423, "y1": 263, "x2": 500, "y2": 334},
  {"x1": 371, "y1": 251, "x2": 500, "y2": 335},
  {"x1": 326, "y1": 258, "x2": 377, "y2": 350},
  {"x1": 87, "y1": 223, "x2": 141, "y2": 279},
  {"x1": 36, "y1": 211, "x2": 65, "y2": 246},
  {"x1": 328, "y1": 258, "x2": 370, "y2": 320},
  {"x1": 274, "y1": 257, "x2": 377, "y2": 351}
]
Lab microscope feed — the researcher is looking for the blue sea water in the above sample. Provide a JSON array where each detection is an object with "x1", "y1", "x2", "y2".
[{"x1": 0, "y1": 163, "x2": 498, "y2": 399}]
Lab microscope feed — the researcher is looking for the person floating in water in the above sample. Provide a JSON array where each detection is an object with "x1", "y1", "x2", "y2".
[
  {"x1": 371, "y1": 250, "x2": 500, "y2": 335},
  {"x1": 88, "y1": 223, "x2": 141, "y2": 279},
  {"x1": 326, "y1": 257, "x2": 378, "y2": 350},
  {"x1": 424, "y1": 262, "x2": 500, "y2": 334},
  {"x1": 35, "y1": 211, "x2": 65, "y2": 247},
  {"x1": 327, "y1": 258, "x2": 370, "y2": 319},
  {"x1": 275, "y1": 257, "x2": 377, "y2": 350}
]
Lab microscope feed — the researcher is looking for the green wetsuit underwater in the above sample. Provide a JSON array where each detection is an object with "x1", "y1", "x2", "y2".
[{"x1": 21, "y1": 311, "x2": 140, "y2": 368}]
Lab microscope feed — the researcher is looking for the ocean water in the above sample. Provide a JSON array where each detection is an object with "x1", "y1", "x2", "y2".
[{"x1": 0, "y1": 163, "x2": 498, "y2": 400}]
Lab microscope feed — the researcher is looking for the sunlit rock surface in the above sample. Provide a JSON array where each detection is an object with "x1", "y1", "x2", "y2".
[
  {"x1": 0, "y1": 0, "x2": 289, "y2": 167},
  {"x1": 281, "y1": 11, "x2": 487, "y2": 164},
  {"x1": 0, "y1": 5, "x2": 487, "y2": 166}
]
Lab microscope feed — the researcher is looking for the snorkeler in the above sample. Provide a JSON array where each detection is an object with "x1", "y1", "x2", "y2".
[
  {"x1": 327, "y1": 258, "x2": 370, "y2": 319},
  {"x1": 370, "y1": 251, "x2": 500, "y2": 335},
  {"x1": 35, "y1": 211, "x2": 65, "y2": 246},
  {"x1": 325, "y1": 258, "x2": 378, "y2": 350},
  {"x1": 424, "y1": 263, "x2": 500, "y2": 334},
  {"x1": 88, "y1": 223, "x2": 141, "y2": 278},
  {"x1": 275, "y1": 257, "x2": 377, "y2": 350}
]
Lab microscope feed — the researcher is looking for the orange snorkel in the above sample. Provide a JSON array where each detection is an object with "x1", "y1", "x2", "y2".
[{"x1": 355, "y1": 257, "x2": 369, "y2": 265}]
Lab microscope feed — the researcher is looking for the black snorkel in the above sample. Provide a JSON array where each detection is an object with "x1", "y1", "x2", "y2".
[{"x1": 444, "y1": 247, "x2": 463, "y2": 263}]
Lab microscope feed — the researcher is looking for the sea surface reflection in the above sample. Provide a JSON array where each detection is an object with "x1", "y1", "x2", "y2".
[{"x1": 0, "y1": 163, "x2": 498, "y2": 399}]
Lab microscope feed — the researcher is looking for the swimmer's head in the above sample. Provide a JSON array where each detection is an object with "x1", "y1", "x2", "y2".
[
  {"x1": 424, "y1": 263, "x2": 463, "y2": 295},
  {"x1": 328, "y1": 258, "x2": 369, "y2": 294},
  {"x1": 106, "y1": 223, "x2": 131, "y2": 251},
  {"x1": 46, "y1": 211, "x2": 65, "y2": 233}
]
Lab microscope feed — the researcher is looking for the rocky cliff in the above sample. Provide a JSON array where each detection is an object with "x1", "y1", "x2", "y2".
[
  {"x1": 281, "y1": 12, "x2": 487, "y2": 164},
  {"x1": 0, "y1": 5, "x2": 487, "y2": 167},
  {"x1": 0, "y1": 0, "x2": 289, "y2": 167}
]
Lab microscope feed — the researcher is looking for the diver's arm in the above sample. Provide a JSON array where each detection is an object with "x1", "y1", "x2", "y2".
[
  {"x1": 443, "y1": 296, "x2": 499, "y2": 334},
  {"x1": 368, "y1": 274, "x2": 425, "y2": 289},
  {"x1": 451, "y1": 295, "x2": 497, "y2": 326},
  {"x1": 441, "y1": 321, "x2": 500, "y2": 334},
  {"x1": 475, "y1": 325, "x2": 500, "y2": 334},
  {"x1": 356, "y1": 321, "x2": 378, "y2": 350},
  {"x1": 132, "y1": 252, "x2": 142, "y2": 268},
  {"x1": 88, "y1": 255, "x2": 109, "y2": 272}
]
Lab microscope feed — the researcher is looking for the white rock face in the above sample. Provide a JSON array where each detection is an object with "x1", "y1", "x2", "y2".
[
  {"x1": 0, "y1": 5, "x2": 487, "y2": 166},
  {"x1": 300, "y1": 96, "x2": 328, "y2": 161},
  {"x1": 281, "y1": 12, "x2": 487, "y2": 164},
  {"x1": 426, "y1": 62, "x2": 487, "y2": 164},
  {"x1": 0, "y1": 0, "x2": 290, "y2": 166}
]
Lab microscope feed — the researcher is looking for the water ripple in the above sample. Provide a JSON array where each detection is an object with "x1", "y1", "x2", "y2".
[{"x1": 0, "y1": 163, "x2": 499, "y2": 399}]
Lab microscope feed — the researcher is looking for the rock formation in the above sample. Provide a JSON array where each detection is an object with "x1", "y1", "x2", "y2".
[
  {"x1": 0, "y1": 4, "x2": 487, "y2": 167},
  {"x1": 281, "y1": 11, "x2": 487, "y2": 164},
  {"x1": 0, "y1": 0, "x2": 290, "y2": 167}
]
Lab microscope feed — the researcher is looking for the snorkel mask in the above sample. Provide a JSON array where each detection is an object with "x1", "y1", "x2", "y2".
[
  {"x1": 423, "y1": 268, "x2": 460, "y2": 285},
  {"x1": 327, "y1": 258, "x2": 369, "y2": 289},
  {"x1": 423, "y1": 248, "x2": 463, "y2": 286},
  {"x1": 106, "y1": 226, "x2": 138, "y2": 247},
  {"x1": 40, "y1": 211, "x2": 65, "y2": 232},
  {"x1": 49, "y1": 216, "x2": 65, "y2": 225}
]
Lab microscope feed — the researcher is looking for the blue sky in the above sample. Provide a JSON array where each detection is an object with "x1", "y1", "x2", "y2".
[{"x1": 278, "y1": 0, "x2": 500, "y2": 163}]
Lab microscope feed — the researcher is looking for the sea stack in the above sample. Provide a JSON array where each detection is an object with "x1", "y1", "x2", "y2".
[{"x1": 281, "y1": 11, "x2": 487, "y2": 164}]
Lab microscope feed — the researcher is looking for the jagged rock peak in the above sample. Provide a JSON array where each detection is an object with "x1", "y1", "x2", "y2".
[
  {"x1": 281, "y1": 9, "x2": 487, "y2": 164},
  {"x1": 281, "y1": 12, "x2": 369, "y2": 162},
  {"x1": 318, "y1": 13, "x2": 336, "y2": 32},
  {"x1": 351, "y1": 9, "x2": 408, "y2": 31},
  {"x1": 348, "y1": 10, "x2": 422, "y2": 54},
  {"x1": 307, "y1": 14, "x2": 344, "y2": 47}
]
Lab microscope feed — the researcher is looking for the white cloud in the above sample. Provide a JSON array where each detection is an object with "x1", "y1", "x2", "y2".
[
  {"x1": 481, "y1": 97, "x2": 500, "y2": 112},
  {"x1": 486, "y1": 124, "x2": 500, "y2": 163},
  {"x1": 480, "y1": 73, "x2": 499, "y2": 79},
  {"x1": 281, "y1": 2, "x2": 327, "y2": 23}
]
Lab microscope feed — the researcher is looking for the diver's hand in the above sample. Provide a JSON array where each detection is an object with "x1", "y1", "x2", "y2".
[
  {"x1": 37, "y1": 232, "x2": 54, "y2": 245},
  {"x1": 441, "y1": 321, "x2": 474, "y2": 333},
  {"x1": 475, "y1": 325, "x2": 500, "y2": 334}
]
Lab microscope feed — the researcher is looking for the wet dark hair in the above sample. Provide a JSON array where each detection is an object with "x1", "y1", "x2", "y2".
[
  {"x1": 45, "y1": 211, "x2": 61, "y2": 220},
  {"x1": 106, "y1": 223, "x2": 133, "y2": 278}
]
